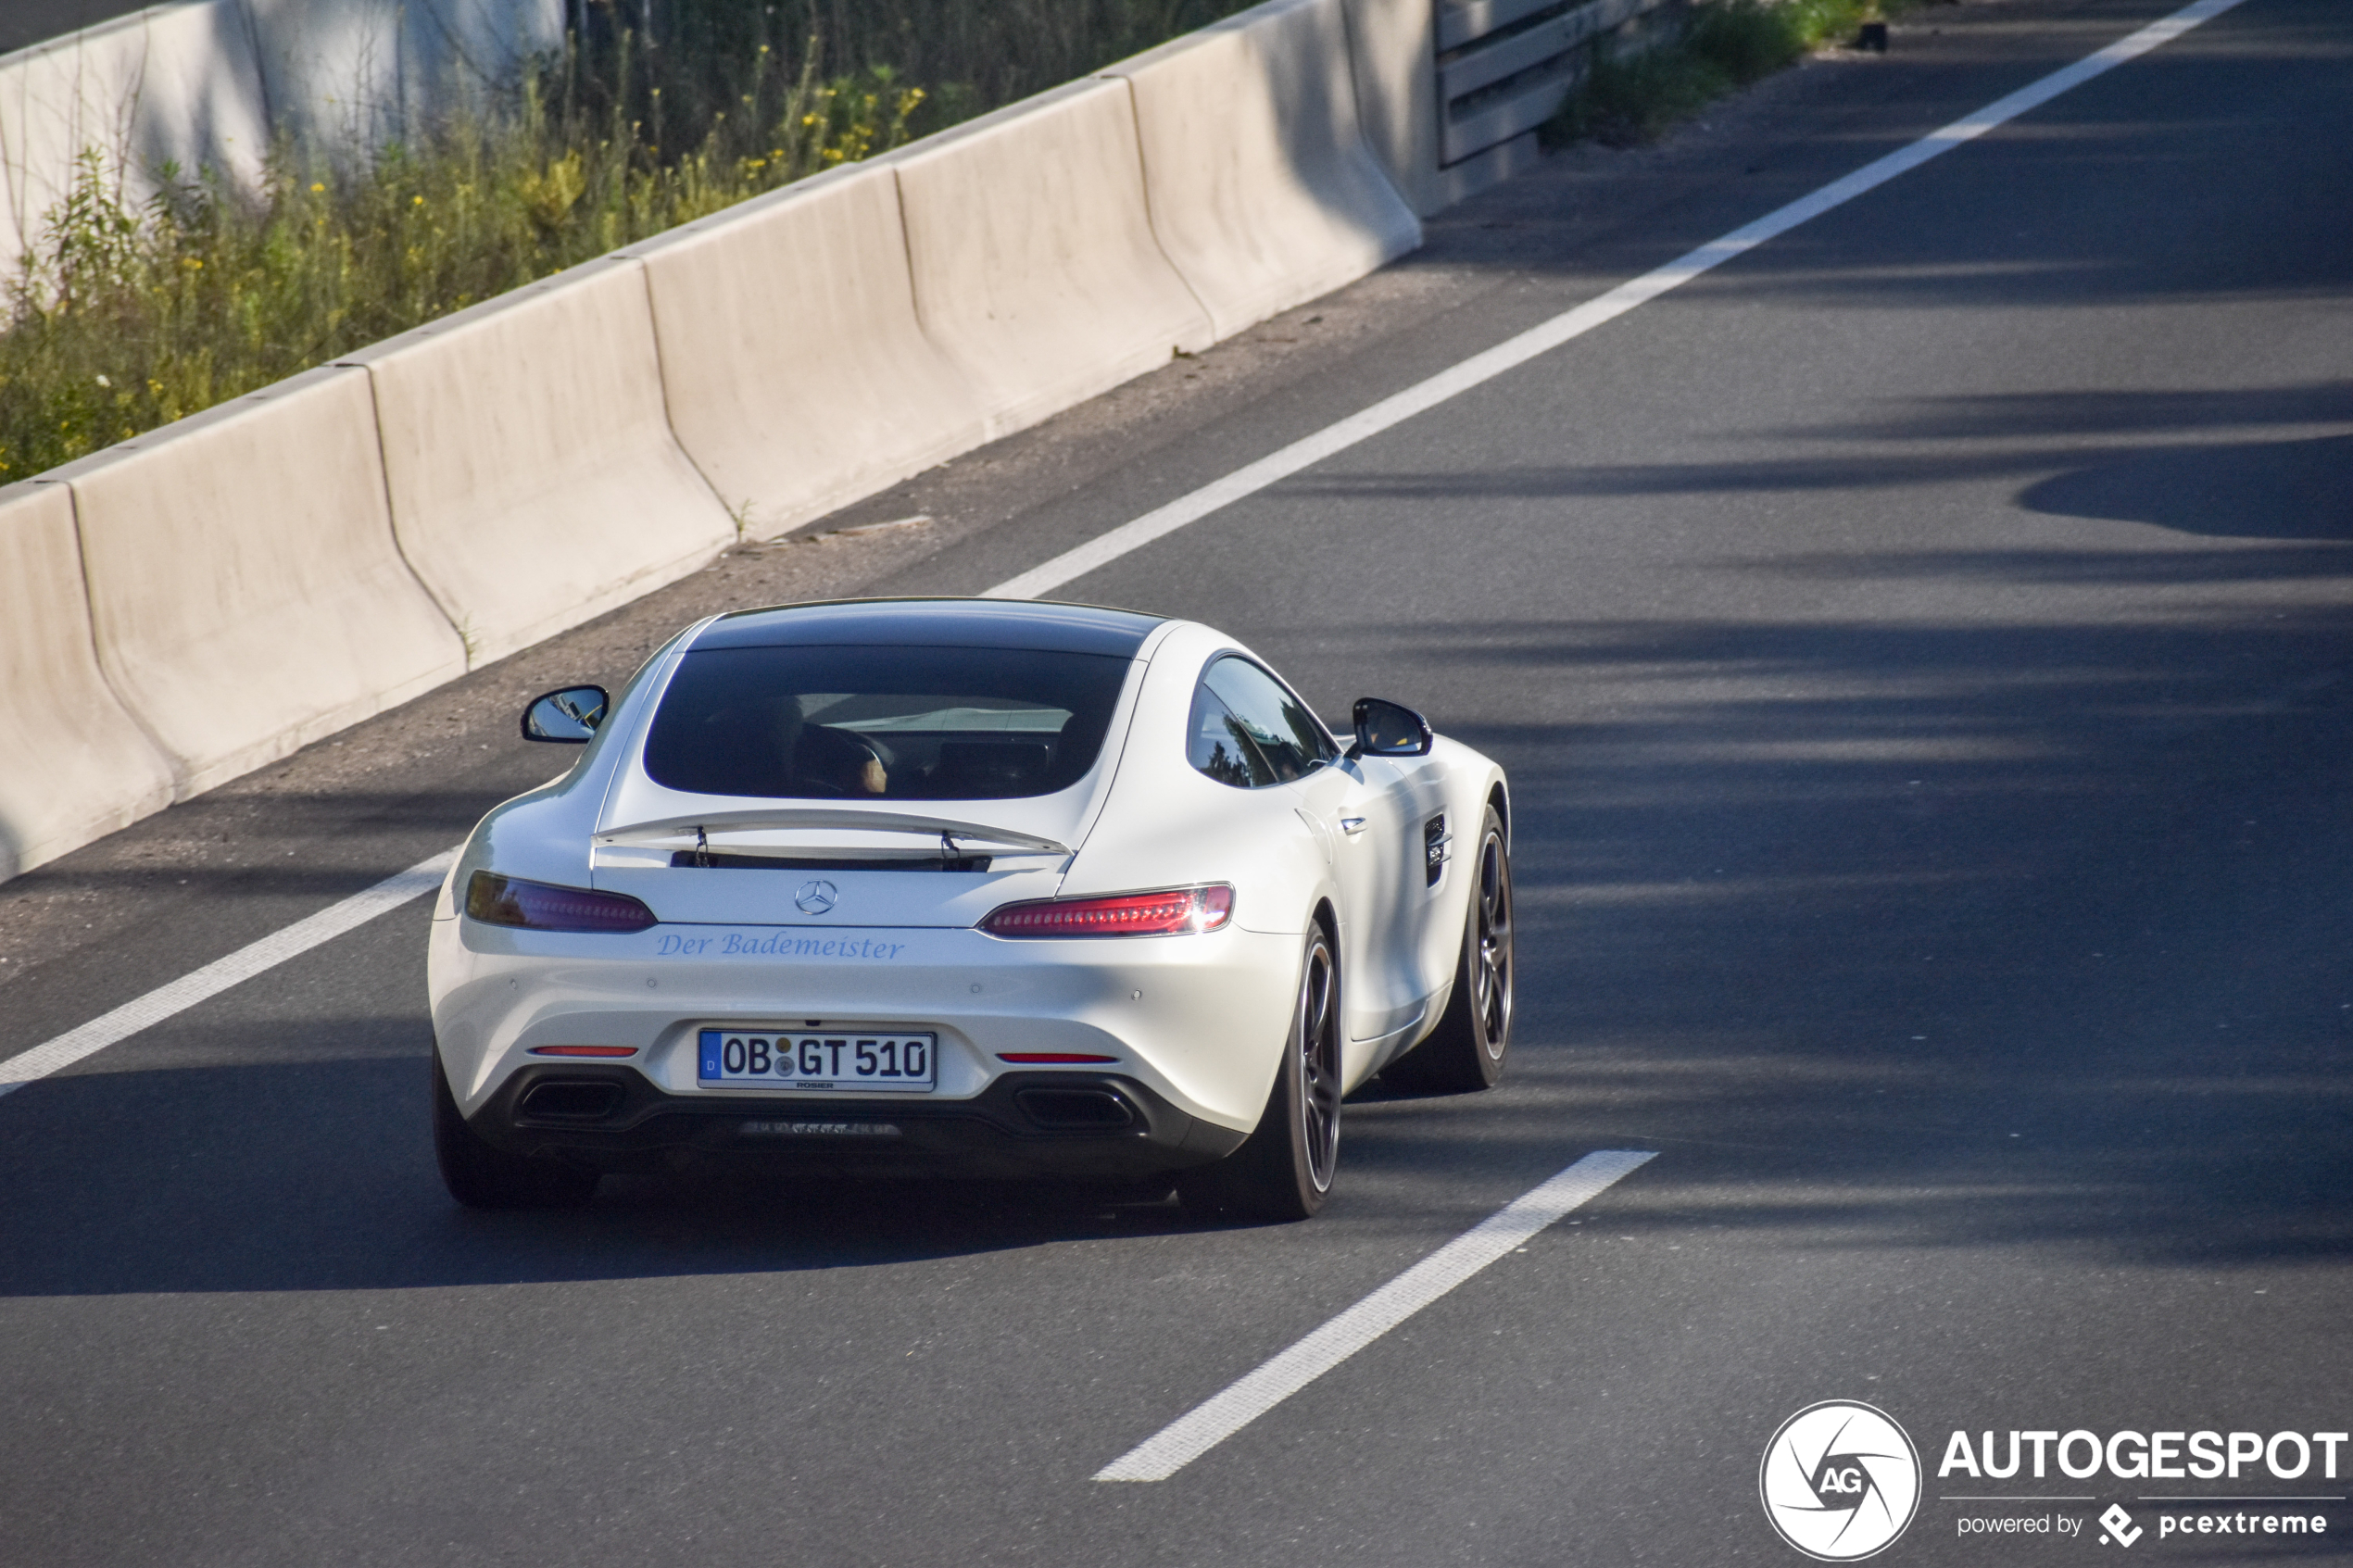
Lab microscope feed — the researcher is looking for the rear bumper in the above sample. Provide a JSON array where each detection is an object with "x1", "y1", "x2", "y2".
[
  {"x1": 468, "y1": 1061, "x2": 1247, "y2": 1181},
  {"x1": 427, "y1": 915, "x2": 1299, "y2": 1133}
]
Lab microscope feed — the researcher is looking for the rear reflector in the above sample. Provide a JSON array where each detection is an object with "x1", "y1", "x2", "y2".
[
  {"x1": 980, "y1": 884, "x2": 1232, "y2": 938},
  {"x1": 528, "y1": 1046, "x2": 639, "y2": 1058},
  {"x1": 997, "y1": 1052, "x2": 1119, "y2": 1064},
  {"x1": 467, "y1": 872, "x2": 656, "y2": 933}
]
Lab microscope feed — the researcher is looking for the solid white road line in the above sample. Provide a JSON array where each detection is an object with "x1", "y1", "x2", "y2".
[
  {"x1": 0, "y1": 847, "x2": 460, "y2": 1100},
  {"x1": 984, "y1": 0, "x2": 2248, "y2": 603},
  {"x1": 1093, "y1": 1148, "x2": 1657, "y2": 1482}
]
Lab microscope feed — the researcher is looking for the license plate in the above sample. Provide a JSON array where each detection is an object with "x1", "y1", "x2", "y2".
[{"x1": 698, "y1": 1029, "x2": 936, "y2": 1092}]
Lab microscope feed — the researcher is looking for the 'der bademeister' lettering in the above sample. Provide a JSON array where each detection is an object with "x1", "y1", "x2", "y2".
[
  {"x1": 710, "y1": 934, "x2": 907, "y2": 960},
  {"x1": 652, "y1": 933, "x2": 911, "y2": 960}
]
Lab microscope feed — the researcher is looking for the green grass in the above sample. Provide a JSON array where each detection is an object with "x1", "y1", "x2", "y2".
[
  {"x1": 1546, "y1": 0, "x2": 1917, "y2": 150},
  {"x1": 0, "y1": 0, "x2": 1256, "y2": 480}
]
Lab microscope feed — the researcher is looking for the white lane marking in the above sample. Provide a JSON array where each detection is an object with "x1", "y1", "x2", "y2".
[
  {"x1": 0, "y1": 847, "x2": 461, "y2": 1099},
  {"x1": 985, "y1": 0, "x2": 2247, "y2": 603},
  {"x1": 1094, "y1": 1148, "x2": 1656, "y2": 1482}
]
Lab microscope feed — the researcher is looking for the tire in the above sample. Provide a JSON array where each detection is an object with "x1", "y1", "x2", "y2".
[
  {"x1": 1381, "y1": 803, "x2": 1513, "y2": 1094},
  {"x1": 1177, "y1": 923, "x2": 1343, "y2": 1222},
  {"x1": 432, "y1": 1050, "x2": 600, "y2": 1209}
]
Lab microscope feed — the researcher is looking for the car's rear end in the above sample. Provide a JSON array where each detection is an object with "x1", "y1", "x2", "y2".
[{"x1": 426, "y1": 600, "x2": 1295, "y2": 1193}]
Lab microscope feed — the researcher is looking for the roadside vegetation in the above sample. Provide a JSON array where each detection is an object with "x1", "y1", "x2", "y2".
[
  {"x1": 0, "y1": 0, "x2": 1254, "y2": 480},
  {"x1": 1545, "y1": 0, "x2": 1923, "y2": 149}
]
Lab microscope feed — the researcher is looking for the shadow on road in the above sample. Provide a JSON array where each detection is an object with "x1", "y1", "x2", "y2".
[{"x1": 0, "y1": 1033, "x2": 1304, "y2": 1297}]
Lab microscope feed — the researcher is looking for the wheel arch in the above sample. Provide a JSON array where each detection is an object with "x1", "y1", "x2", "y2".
[{"x1": 1309, "y1": 896, "x2": 1342, "y2": 964}]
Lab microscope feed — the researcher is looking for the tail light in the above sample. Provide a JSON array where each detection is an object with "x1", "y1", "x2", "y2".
[
  {"x1": 466, "y1": 872, "x2": 657, "y2": 933},
  {"x1": 980, "y1": 884, "x2": 1232, "y2": 938}
]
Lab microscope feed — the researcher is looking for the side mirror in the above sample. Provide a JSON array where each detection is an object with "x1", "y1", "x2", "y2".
[
  {"x1": 1350, "y1": 697, "x2": 1432, "y2": 759},
  {"x1": 522, "y1": 684, "x2": 610, "y2": 744}
]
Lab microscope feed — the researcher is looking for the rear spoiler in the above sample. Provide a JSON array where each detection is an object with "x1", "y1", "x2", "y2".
[{"x1": 596, "y1": 808, "x2": 1072, "y2": 857}]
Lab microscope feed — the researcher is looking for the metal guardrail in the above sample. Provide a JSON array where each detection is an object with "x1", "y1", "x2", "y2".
[{"x1": 1435, "y1": 0, "x2": 1676, "y2": 166}]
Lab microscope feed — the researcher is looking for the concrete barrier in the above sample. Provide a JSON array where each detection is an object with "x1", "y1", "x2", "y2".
[
  {"x1": 1338, "y1": 0, "x2": 1443, "y2": 218},
  {"x1": 0, "y1": 0, "x2": 562, "y2": 276},
  {"x1": 342, "y1": 255, "x2": 736, "y2": 667},
  {"x1": 53, "y1": 364, "x2": 467, "y2": 797},
  {"x1": 889, "y1": 78, "x2": 1214, "y2": 441},
  {"x1": 1108, "y1": 0, "x2": 1420, "y2": 343},
  {"x1": 629, "y1": 163, "x2": 989, "y2": 541},
  {"x1": 0, "y1": 1, "x2": 271, "y2": 279},
  {"x1": 0, "y1": 480, "x2": 176, "y2": 876}
]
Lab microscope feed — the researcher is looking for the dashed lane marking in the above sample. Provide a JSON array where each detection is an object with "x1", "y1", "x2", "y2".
[
  {"x1": 0, "y1": 847, "x2": 460, "y2": 1099},
  {"x1": 1094, "y1": 1149, "x2": 1657, "y2": 1482}
]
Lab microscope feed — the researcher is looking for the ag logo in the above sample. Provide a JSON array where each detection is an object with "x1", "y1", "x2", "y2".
[
  {"x1": 794, "y1": 879, "x2": 838, "y2": 915},
  {"x1": 1759, "y1": 1400, "x2": 1921, "y2": 1561}
]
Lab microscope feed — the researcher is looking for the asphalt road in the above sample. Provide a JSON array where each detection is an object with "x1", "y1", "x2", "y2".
[
  {"x1": 4, "y1": 1, "x2": 2350, "y2": 1563},
  {"x1": 0, "y1": 0, "x2": 145, "y2": 57}
]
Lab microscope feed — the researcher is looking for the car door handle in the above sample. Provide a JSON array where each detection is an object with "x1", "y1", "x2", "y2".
[{"x1": 1339, "y1": 816, "x2": 1368, "y2": 834}]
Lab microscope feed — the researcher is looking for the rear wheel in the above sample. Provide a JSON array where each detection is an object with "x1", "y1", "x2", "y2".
[
  {"x1": 1178, "y1": 923, "x2": 1342, "y2": 1222},
  {"x1": 1382, "y1": 803, "x2": 1513, "y2": 1094},
  {"x1": 432, "y1": 1051, "x2": 600, "y2": 1209}
]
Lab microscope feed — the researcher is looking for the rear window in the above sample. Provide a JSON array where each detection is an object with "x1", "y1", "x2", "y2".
[{"x1": 641, "y1": 645, "x2": 1133, "y2": 800}]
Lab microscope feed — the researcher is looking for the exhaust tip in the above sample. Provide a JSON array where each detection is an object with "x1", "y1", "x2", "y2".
[
  {"x1": 518, "y1": 1080, "x2": 626, "y2": 1123},
  {"x1": 1016, "y1": 1087, "x2": 1136, "y2": 1131}
]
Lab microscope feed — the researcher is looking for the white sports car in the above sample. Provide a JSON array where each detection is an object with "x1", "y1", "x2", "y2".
[{"x1": 428, "y1": 598, "x2": 1514, "y2": 1219}]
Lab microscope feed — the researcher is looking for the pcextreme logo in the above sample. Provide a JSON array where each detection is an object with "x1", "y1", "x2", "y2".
[{"x1": 1761, "y1": 1400, "x2": 1924, "y2": 1562}]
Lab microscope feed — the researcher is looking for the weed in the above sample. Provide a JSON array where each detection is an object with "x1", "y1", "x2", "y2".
[
  {"x1": 1546, "y1": 0, "x2": 1913, "y2": 150},
  {"x1": 0, "y1": 0, "x2": 1256, "y2": 480}
]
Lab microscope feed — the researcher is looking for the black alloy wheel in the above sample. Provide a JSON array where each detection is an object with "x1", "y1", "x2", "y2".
[
  {"x1": 1469, "y1": 820, "x2": 1515, "y2": 1054},
  {"x1": 1381, "y1": 802, "x2": 1513, "y2": 1093},
  {"x1": 1178, "y1": 922, "x2": 1342, "y2": 1221},
  {"x1": 1295, "y1": 930, "x2": 1343, "y2": 1195}
]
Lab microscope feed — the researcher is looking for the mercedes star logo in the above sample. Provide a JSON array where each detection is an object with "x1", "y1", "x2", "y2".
[{"x1": 794, "y1": 879, "x2": 838, "y2": 915}]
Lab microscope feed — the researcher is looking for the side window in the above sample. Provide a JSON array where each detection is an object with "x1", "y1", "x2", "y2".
[
  {"x1": 1188, "y1": 685, "x2": 1276, "y2": 787},
  {"x1": 1188, "y1": 657, "x2": 1336, "y2": 788}
]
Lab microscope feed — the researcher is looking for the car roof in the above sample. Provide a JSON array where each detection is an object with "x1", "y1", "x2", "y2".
[{"x1": 691, "y1": 597, "x2": 1164, "y2": 656}]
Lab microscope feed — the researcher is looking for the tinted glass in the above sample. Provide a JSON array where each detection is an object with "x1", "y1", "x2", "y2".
[
  {"x1": 1188, "y1": 685, "x2": 1277, "y2": 787},
  {"x1": 1188, "y1": 657, "x2": 1336, "y2": 788},
  {"x1": 643, "y1": 645, "x2": 1132, "y2": 800}
]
